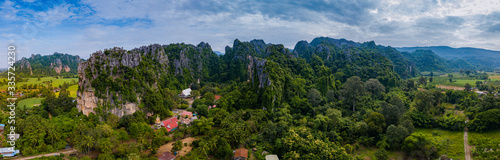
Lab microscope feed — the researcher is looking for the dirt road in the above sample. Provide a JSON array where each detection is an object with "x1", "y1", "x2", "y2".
[
  {"x1": 12, "y1": 149, "x2": 77, "y2": 160},
  {"x1": 464, "y1": 118, "x2": 472, "y2": 160}
]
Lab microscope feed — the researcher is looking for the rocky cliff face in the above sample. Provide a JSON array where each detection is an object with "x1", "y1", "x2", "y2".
[{"x1": 77, "y1": 43, "x2": 217, "y2": 117}]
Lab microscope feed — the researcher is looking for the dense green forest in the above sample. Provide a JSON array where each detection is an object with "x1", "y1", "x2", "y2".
[{"x1": 4, "y1": 38, "x2": 500, "y2": 160}]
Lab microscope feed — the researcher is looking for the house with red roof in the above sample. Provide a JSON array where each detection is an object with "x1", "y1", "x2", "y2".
[
  {"x1": 214, "y1": 95, "x2": 222, "y2": 101},
  {"x1": 233, "y1": 148, "x2": 248, "y2": 160},
  {"x1": 162, "y1": 117, "x2": 178, "y2": 132}
]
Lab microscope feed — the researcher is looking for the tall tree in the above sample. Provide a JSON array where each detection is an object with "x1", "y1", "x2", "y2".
[
  {"x1": 307, "y1": 88, "x2": 322, "y2": 115},
  {"x1": 365, "y1": 79, "x2": 385, "y2": 100},
  {"x1": 464, "y1": 83, "x2": 472, "y2": 92},
  {"x1": 341, "y1": 76, "x2": 365, "y2": 112}
]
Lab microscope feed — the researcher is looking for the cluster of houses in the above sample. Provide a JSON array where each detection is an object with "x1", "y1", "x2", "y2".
[
  {"x1": 154, "y1": 110, "x2": 198, "y2": 131},
  {"x1": 0, "y1": 124, "x2": 20, "y2": 157},
  {"x1": 158, "y1": 89, "x2": 281, "y2": 159},
  {"x1": 475, "y1": 90, "x2": 500, "y2": 97}
]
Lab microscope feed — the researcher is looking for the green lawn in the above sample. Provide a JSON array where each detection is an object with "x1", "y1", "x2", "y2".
[
  {"x1": 18, "y1": 97, "x2": 44, "y2": 109},
  {"x1": 0, "y1": 77, "x2": 77, "y2": 90},
  {"x1": 414, "y1": 128, "x2": 464, "y2": 159},
  {"x1": 56, "y1": 84, "x2": 78, "y2": 98}
]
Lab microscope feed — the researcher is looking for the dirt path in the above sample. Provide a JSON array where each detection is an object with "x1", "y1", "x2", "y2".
[
  {"x1": 12, "y1": 149, "x2": 77, "y2": 160},
  {"x1": 464, "y1": 118, "x2": 472, "y2": 160},
  {"x1": 156, "y1": 137, "x2": 198, "y2": 157},
  {"x1": 437, "y1": 85, "x2": 464, "y2": 90}
]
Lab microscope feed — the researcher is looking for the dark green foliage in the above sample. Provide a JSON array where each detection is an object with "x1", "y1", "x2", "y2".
[
  {"x1": 468, "y1": 109, "x2": 500, "y2": 132},
  {"x1": 409, "y1": 111, "x2": 436, "y2": 128},
  {"x1": 276, "y1": 127, "x2": 350, "y2": 159},
  {"x1": 386, "y1": 125, "x2": 410, "y2": 150},
  {"x1": 374, "y1": 149, "x2": 388, "y2": 160},
  {"x1": 214, "y1": 138, "x2": 232, "y2": 159},
  {"x1": 437, "y1": 112, "x2": 465, "y2": 131},
  {"x1": 380, "y1": 102, "x2": 401, "y2": 126},
  {"x1": 365, "y1": 79, "x2": 385, "y2": 100},
  {"x1": 402, "y1": 132, "x2": 440, "y2": 159},
  {"x1": 341, "y1": 76, "x2": 365, "y2": 112},
  {"x1": 41, "y1": 87, "x2": 76, "y2": 117}
]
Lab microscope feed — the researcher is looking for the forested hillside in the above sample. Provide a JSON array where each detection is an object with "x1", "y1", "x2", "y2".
[
  {"x1": 294, "y1": 37, "x2": 417, "y2": 79},
  {"x1": 14, "y1": 52, "x2": 80, "y2": 77},
  {"x1": 401, "y1": 50, "x2": 449, "y2": 72}
]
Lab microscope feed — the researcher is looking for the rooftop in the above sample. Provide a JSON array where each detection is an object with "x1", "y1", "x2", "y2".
[{"x1": 234, "y1": 148, "x2": 248, "y2": 158}]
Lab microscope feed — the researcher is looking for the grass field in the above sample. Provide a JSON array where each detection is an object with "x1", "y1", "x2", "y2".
[
  {"x1": 414, "y1": 128, "x2": 464, "y2": 159},
  {"x1": 18, "y1": 97, "x2": 44, "y2": 109},
  {"x1": 0, "y1": 77, "x2": 77, "y2": 90},
  {"x1": 56, "y1": 84, "x2": 78, "y2": 97},
  {"x1": 490, "y1": 75, "x2": 500, "y2": 80},
  {"x1": 411, "y1": 72, "x2": 489, "y2": 87},
  {"x1": 68, "y1": 84, "x2": 78, "y2": 97}
]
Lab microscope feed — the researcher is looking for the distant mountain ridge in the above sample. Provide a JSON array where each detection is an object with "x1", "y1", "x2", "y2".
[
  {"x1": 15, "y1": 52, "x2": 81, "y2": 77},
  {"x1": 396, "y1": 46, "x2": 500, "y2": 69}
]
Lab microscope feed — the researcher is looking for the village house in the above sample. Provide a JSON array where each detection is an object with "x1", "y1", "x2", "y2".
[
  {"x1": 214, "y1": 95, "x2": 221, "y2": 101},
  {"x1": 233, "y1": 148, "x2": 248, "y2": 160},
  {"x1": 180, "y1": 111, "x2": 194, "y2": 125},
  {"x1": 162, "y1": 117, "x2": 178, "y2": 132},
  {"x1": 179, "y1": 88, "x2": 192, "y2": 98},
  {"x1": 0, "y1": 148, "x2": 20, "y2": 157}
]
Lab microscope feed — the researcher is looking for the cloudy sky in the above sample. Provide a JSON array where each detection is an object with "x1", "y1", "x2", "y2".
[{"x1": 1, "y1": 0, "x2": 500, "y2": 67}]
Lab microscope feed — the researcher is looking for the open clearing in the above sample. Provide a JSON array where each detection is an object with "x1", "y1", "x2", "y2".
[
  {"x1": 18, "y1": 98, "x2": 44, "y2": 109},
  {"x1": 156, "y1": 137, "x2": 198, "y2": 157}
]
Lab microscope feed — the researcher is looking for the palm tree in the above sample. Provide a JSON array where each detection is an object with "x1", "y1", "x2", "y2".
[
  {"x1": 83, "y1": 135, "x2": 95, "y2": 154},
  {"x1": 46, "y1": 123, "x2": 60, "y2": 145}
]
